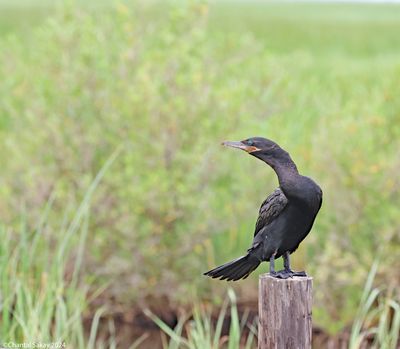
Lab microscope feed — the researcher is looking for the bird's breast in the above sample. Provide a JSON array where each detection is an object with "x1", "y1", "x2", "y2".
[{"x1": 282, "y1": 203, "x2": 317, "y2": 237}]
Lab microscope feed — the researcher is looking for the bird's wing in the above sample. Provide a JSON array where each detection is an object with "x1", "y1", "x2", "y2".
[{"x1": 254, "y1": 187, "x2": 288, "y2": 237}]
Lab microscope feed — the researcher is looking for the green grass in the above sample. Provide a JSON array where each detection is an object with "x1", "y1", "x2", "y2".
[
  {"x1": 349, "y1": 262, "x2": 400, "y2": 349},
  {"x1": 0, "y1": 0, "x2": 399, "y2": 341},
  {"x1": 146, "y1": 288, "x2": 257, "y2": 349},
  {"x1": 209, "y1": 2, "x2": 400, "y2": 55},
  {"x1": 0, "y1": 149, "x2": 120, "y2": 347}
]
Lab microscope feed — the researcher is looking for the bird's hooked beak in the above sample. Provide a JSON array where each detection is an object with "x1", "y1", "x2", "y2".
[{"x1": 222, "y1": 141, "x2": 261, "y2": 153}]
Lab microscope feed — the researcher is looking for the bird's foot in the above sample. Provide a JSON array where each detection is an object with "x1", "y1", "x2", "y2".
[
  {"x1": 270, "y1": 269, "x2": 307, "y2": 279},
  {"x1": 286, "y1": 269, "x2": 307, "y2": 277}
]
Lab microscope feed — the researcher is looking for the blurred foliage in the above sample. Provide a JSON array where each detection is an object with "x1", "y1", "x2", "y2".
[
  {"x1": 0, "y1": 0, "x2": 399, "y2": 334},
  {"x1": 0, "y1": 155, "x2": 114, "y2": 348},
  {"x1": 146, "y1": 288, "x2": 256, "y2": 349},
  {"x1": 349, "y1": 262, "x2": 400, "y2": 349}
]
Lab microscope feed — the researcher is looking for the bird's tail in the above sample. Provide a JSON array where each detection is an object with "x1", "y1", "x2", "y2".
[{"x1": 203, "y1": 254, "x2": 260, "y2": 281}]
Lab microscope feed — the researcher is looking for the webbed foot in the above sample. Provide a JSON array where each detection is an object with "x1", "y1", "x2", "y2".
[
  {"x1": 289, "y1": 270, "x2": 307, "y2": 277},
  {"x1": 270, "y1": 269, "x2": 307, "y2": 279}
]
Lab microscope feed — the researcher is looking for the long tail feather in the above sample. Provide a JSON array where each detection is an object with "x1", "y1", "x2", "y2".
[{"x1": 203, "y1": 254, "x2": 260, "y2": 281}]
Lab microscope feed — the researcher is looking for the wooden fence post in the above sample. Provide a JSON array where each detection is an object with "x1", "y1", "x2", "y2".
[{"x1": 258, "y1": 274, "x2": 313, "y2": 349}]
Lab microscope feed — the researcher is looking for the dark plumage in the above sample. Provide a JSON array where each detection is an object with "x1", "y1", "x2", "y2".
[{"x1": 204, "y1": 137, "x2": 322, "y2": 280}]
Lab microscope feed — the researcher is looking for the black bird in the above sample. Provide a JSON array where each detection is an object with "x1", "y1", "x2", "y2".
[{"x1": 204, "y1": 137, "x2": 322, "y2": 280}]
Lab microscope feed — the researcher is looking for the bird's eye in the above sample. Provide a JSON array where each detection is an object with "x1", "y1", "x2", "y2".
[{"x1": 247, "y1": 140, "x2": 254, "y2": 146}]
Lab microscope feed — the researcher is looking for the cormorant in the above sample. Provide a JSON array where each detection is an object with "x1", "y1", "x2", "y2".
[{"x1": 204, "y1": 137, "x2": 322, "y2": 280}]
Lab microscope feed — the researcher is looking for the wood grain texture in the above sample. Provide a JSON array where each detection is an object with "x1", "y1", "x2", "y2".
[{"x1": 258, "y1": 274, "x2": 313, "y2": 349}]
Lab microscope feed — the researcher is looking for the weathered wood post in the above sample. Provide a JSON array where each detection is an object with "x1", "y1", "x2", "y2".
[{"x1": 258, "y1": 274, "x2": 313, "y2": 349}]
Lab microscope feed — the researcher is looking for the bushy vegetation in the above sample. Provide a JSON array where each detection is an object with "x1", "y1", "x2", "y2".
[
  {"x1": 0, "y1": 0, "x2": 399, "y2": 341},
  {"x1": 0, "y1": 153, "x2": 117, "y2": 348}
]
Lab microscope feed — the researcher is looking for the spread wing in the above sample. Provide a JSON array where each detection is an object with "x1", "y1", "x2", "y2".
[{"x1": 254, "y1": 187, "x2": 288, "y2": 237}]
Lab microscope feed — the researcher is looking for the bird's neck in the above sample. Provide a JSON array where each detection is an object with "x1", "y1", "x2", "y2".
[
  {"x1": 257, "y1": 152, "x2": 301, "y2": 196},
  {"x1": 273, "y1": 162, "x2": 300, "y2": 191}
]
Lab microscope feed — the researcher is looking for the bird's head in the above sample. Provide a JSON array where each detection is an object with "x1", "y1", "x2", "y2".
[{"x1": 222, "y1": 137, "x2": 294, "y2": 168}]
